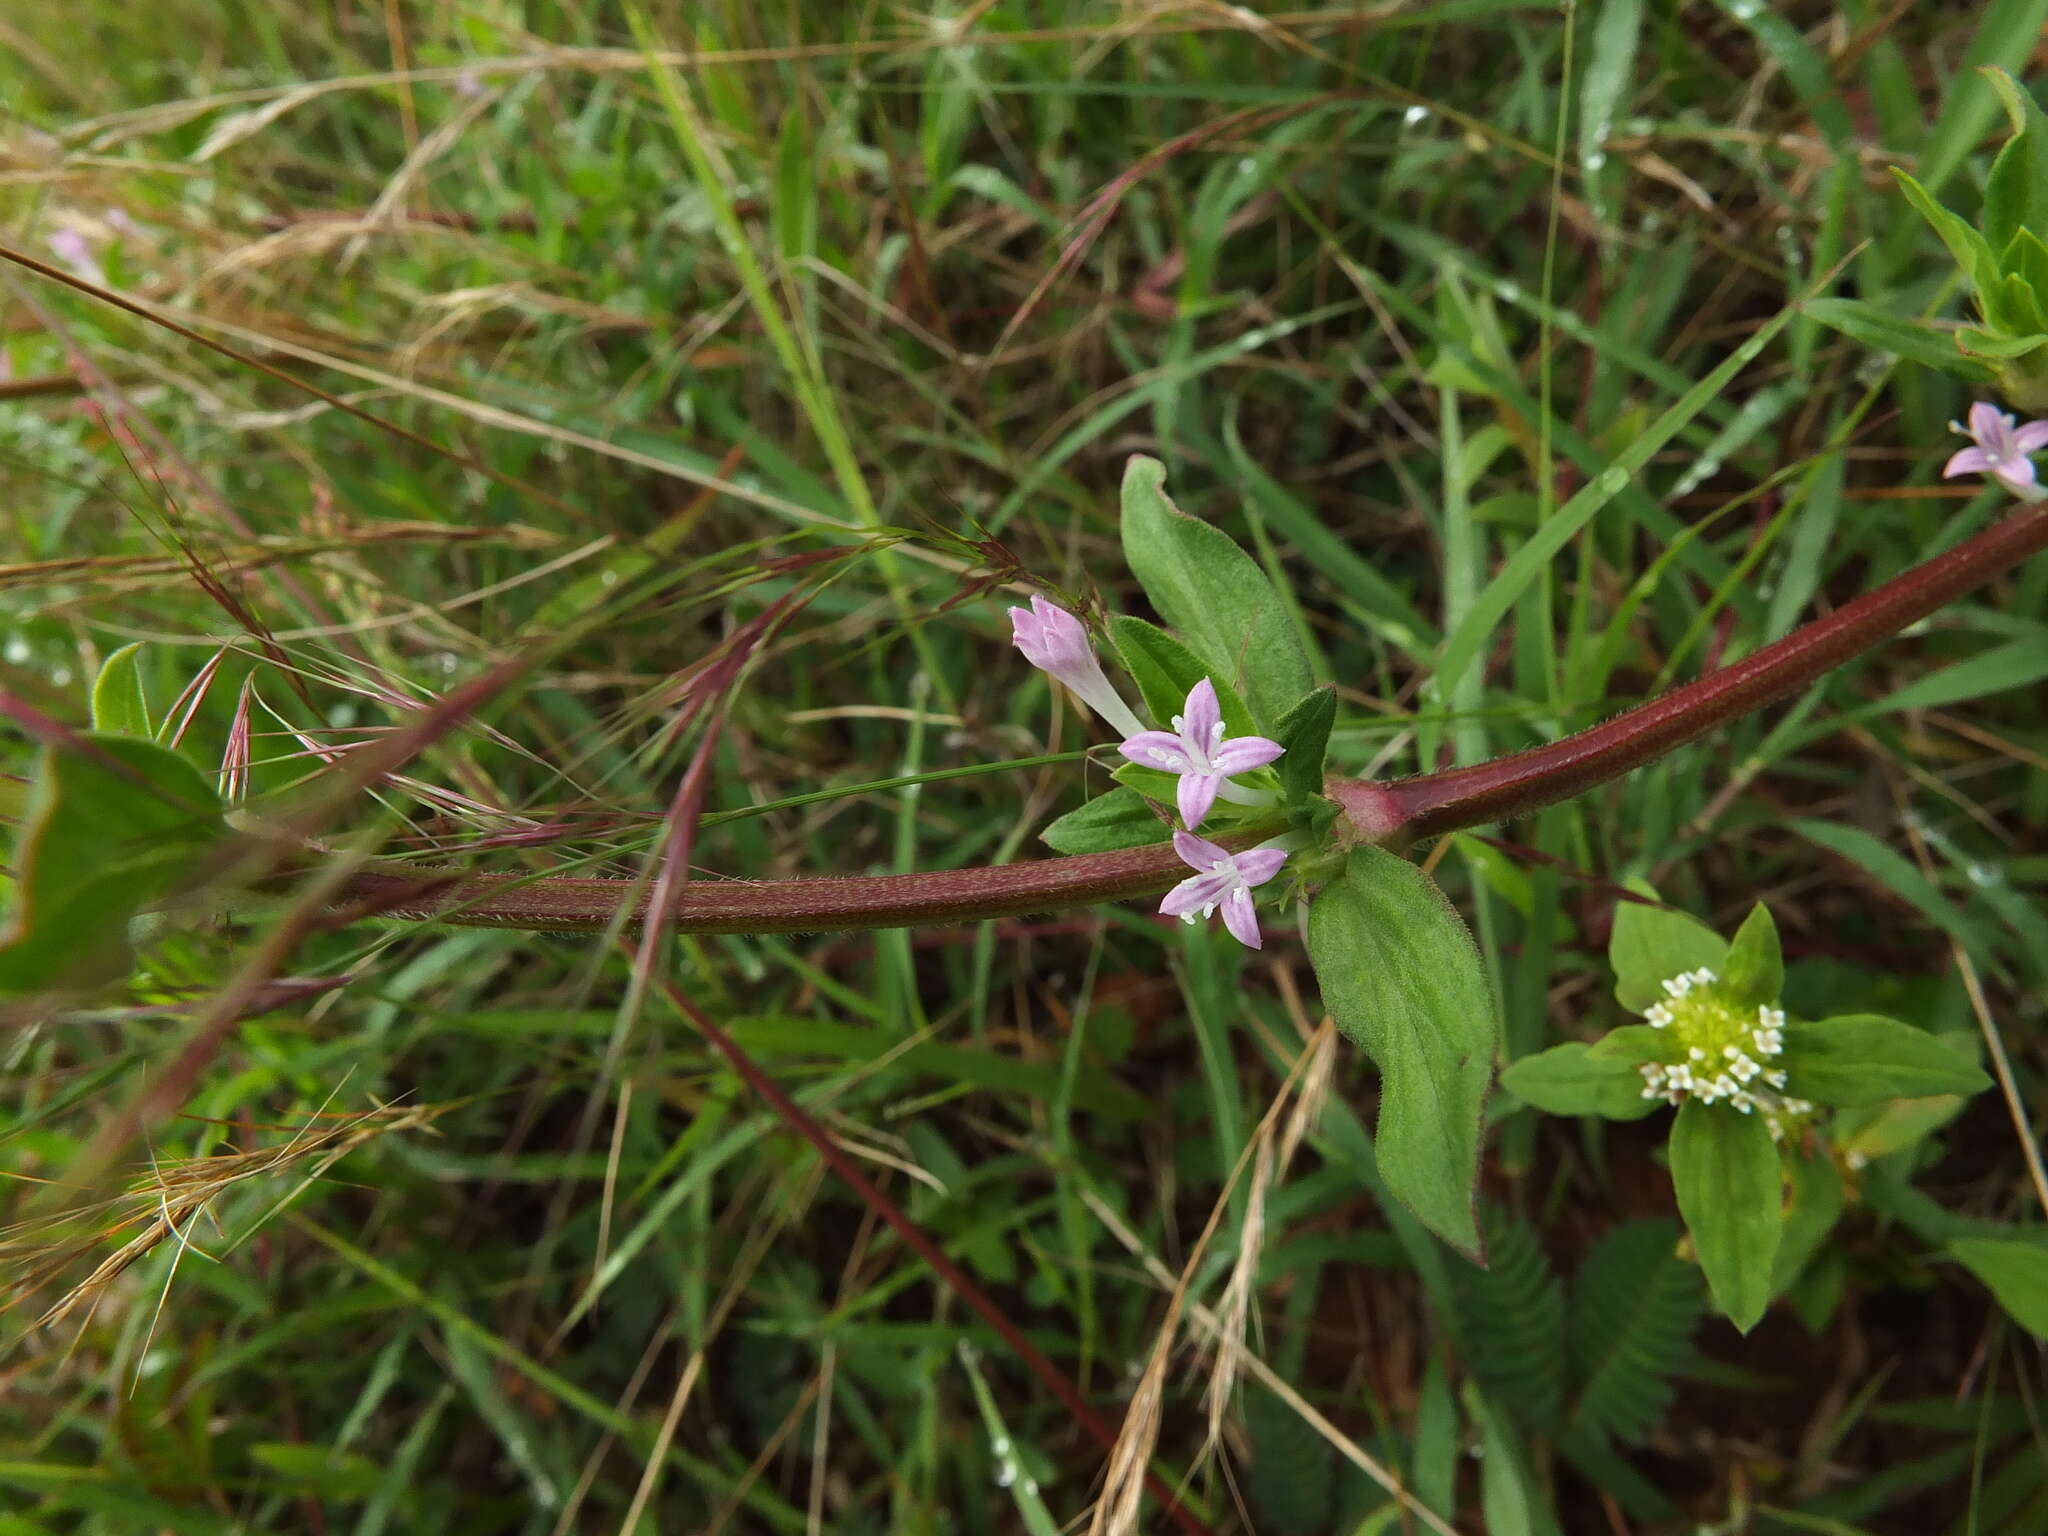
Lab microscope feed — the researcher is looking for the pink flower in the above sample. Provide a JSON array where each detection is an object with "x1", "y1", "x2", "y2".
[
  {"x1": 1159, "y1": 831, "x2": 1290, "y2": 949},
  {"x1": 1943, "y1": 401, "x2": 2048, "y2": 502},
  {"x1": 1118, "y1": 678, "x2": 1282, "y2": 829},
  {"x1": 1008, "y1": 596, "x2": 1145, "y2": 737},
  {"x1": 48, "y1": 229, "x2": 106, "y2": 287}
]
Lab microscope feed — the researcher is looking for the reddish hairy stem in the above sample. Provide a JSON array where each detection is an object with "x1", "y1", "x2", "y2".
[
  {"x1": 333, "y1": 506, "x2": 2048, "y2": 934},
  {"x1": 1383, "y1": 504, "x2": 2048, "y2": 837}
]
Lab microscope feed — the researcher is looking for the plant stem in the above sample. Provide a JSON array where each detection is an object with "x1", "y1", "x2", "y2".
[{"x1": 332, "y1": 505, "x2": 2048, "y2": 934}]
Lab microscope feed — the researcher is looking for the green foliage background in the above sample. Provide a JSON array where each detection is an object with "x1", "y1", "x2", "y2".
[{"x1": 3, "y1": 1, "x2": 2047, "y2": 1530}]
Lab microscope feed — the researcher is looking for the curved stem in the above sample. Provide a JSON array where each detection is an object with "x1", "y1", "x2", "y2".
[
  {"x1": 1383, "y1": 504, "x2": 2048, "y2": 836},
  {"x1": 333, "y1": 506, "x2": 2048, "y2": 935}
]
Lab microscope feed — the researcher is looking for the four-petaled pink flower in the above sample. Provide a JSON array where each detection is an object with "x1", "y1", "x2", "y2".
[
  {"x1": 1942, "y1": 401, "x2": 2048, "y2": 502},
  {"x1": 1008, "y1": 596, "x2": 1146, "y2": 738},
  {"x1": 1160, "y1": 831, "x2": 1290, "y2": 949},
  {"x1": 1118, "y1": 678, "x2": 1283, "y2": 830}
]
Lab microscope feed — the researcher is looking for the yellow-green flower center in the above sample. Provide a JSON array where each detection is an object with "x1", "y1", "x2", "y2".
[{"x1": 1636, "y1": 967, "x2": 1813, "y2": 1139}]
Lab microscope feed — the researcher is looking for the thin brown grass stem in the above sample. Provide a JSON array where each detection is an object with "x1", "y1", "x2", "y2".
[{"x1": 653, "y1": 973, "x2": 1218, "y2": 1536}]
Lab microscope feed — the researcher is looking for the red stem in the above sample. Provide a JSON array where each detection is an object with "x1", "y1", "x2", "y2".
[{"x1": 330, "y1": 505, "x2": 2048, "y2": 934}]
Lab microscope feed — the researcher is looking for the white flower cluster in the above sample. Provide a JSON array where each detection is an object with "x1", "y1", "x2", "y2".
[
  {"x1": 1637, "y1": 969, "x2": 1813, "y2": 1138},
  {"x1": 1643, "y1": 966, "x2": 1716, "y2": 1027}
]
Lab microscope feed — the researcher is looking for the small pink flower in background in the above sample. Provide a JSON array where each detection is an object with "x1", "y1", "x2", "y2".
[
  {"x1": 1008, "y1": 595, "x2": 1145, "y2": 737},
  {"x1": 1119, "y1": 678, "x2": 1282, "y2": 829},
  {"x1": 1160, "y1": 831, "x2": 1290, "y2": 949},
  {"x1": 1943, "y1": 401, "x2": 2048, "y2": 502},
  {"x1": 48, "y1": 228, "x2": 105, "y2": 287}
]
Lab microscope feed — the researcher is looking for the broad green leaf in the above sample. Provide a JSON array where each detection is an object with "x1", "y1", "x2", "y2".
[
  {"x1": 1718, "y1": 904, "x2": 1783, "y2": 1009},
  {"x1": 1106, "y1": 615, "x2": 1260, "y2": 738},
  {"x1": 2002, "y1": 227, "x2": 2048, "y2": 297},
  {"x1": 1985, "y1": 271, "x2": 2048, "y2": 336},
  {"x1": 1892, "y1": 170, "x2": 2000, "y2": 299},
  {"x1": 0, "y1": 733, "x2": 224, "y2": 993},
  {"x1": 1801, "y1": 297, "x2": 1994, "y2": 380},
  {"x1": 89, "y1": 643, "x2": 152, "y2": 738},
  {"x1": 1949, "y1": 1235, "x2": 2048, "y2": 1339},
  {"x1": 1778, "y1": 1015, "x2": 1990, "y2": 1106},
  {"x1": 1982, "y1": 67, "x2": 2048, "y2": 255},
  {"x1": 1957, "y1": 325, "x2": 2048, "y2": 359},
  {"x1": 1499, "y1": 1042, "x2": 1657, "y2": 1121},
  {"x1": 1587, "y1": 1023, "x2": 1671, "y2": 1067},
  {"x1": 1669, "y1": 1101, "x2": 1781, "y2": 1331},
  {"x1": 1609, "y1": 894, "x2": 1727, "y2": 1012},
  {"x1": 1835, "y1": 1092, "x2": 1968, "y2": 1165},
  {"x1": 1271, "y1": 687, "x2": 1335, "y2": 805},
  {"x1": 1038, "y1": 786, "x2": 1168, "y2": 855},
  {"x1": 1119, "y1": 455, "x2": 1312, "y2": 727},
  {"x1": 1307, "y1": 845, "x2": 1497, "y2": 1258}
]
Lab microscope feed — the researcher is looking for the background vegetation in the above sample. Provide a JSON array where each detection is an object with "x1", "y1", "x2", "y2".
[{"x1": 4, "y1": 1, "x2": 2046, "y2": 1530}]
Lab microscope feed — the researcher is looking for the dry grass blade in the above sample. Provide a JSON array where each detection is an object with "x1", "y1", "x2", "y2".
[{"x1": 3, "y1": 1102, "x2": 441, "y2": 1333}]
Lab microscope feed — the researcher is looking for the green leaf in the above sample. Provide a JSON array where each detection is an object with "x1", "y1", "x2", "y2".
[
  {"x1": 0, "y1": 733, "x2": 224, "y2": 993},
  {"x1": 89, "y1": 643, "x2": 153, "y2": 738},
  {"x1": 1957, "y1": 324, "x2": 2048, "y2": 360},
  {"x1": 1119, "y1": 455, "x2": 1312, "y2": 727},
  {"x1": 1718, "y1": 903, "x2": 1782, "y2": 1009},
  {"x1": 1668, "y1": 1101, "x2": 1781, "y2": 1332},
  {"x1": 1038, "y1": 786, "x2": 1168, "y2": 855},
  {"x1": 1448, "y1": 1210, "x2": 1566, "y2": 1424},
  {"x1": 2005, "y1": 227, "x2": 2048, "y2": 301},
  {"x1": 1892, "y1": 169, "x2": 2001, "y2": 300},
  {"x1": 1771, "y1": 1153, "x2": 1845, "y2": 1300},
  {"x1": 1106, "y1": 615, "x2": 1260, "y2": 739},
  {"x1": 1949, "y1": 1235, "x2": 2048, "y2": 1339},
  {"x1": 1801, "y1": 298, "x2": 1995, "y2": 380},
  {"x1": 1982, "y1": 67, "x2": 2048, "y2": 255},
  {"x1": 1609, "y1": 893, "x2": 1727, "y2": 1012},
  {"x1": 1778, "y1": 1015, "x2": 1991, "y2": 1106},
  {"x1": 1499, "y1": 1042, "x2": 1658, "y2": 1121},
  {"x1": 1307, "y1": 845, "x2": 1497, "y2": 1259},
  {"x1": 1587, "y1": 1023, "x2": 1672, "y2": 1067},
  {"x1": 1271, "y1": 687, "x2": 1335, "y2": 805},
  {"x1": 1985, "y1": 271, "x2": 2048, "y2": 336},
  {"x1": 1567, "y1": 1218, "x2": 1702, "y2": 1444}
]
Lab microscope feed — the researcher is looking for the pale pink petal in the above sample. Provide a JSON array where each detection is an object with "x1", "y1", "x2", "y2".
[
  {"x1": 2012, "y1": 419, "x2": 2048, "y2": 455},
  {"x1": 1120, "y1": 731, "x2": 1191, "y2": 772},
  {"x1": 1232, "y1": 847, "x2": 1290, "y2": 887},
  {"x1": 1172, "y1": 830, "x2": 1230, "y2": 868},
  {"x1": 1221, "y1": 887, "x2": 1263, "y2": 948},
  {"x1": 1177, "y1": 771, "x2": 1221, "y2": 829},
  {"x1": 1179, "y1": 678, "x2": 1222, "y2": 750},
  {"x1": 1994, "y1": 457, "x2": 2042, "y2": 497},
  {"x1": 1160, "y1": 869, "x2": 1233, "y2": 918},
  {"x1": 1209, "y1": 736, "x2": 1284, "y2": 776},
  {"x1": 1968, "y1": 401, "x2": 2013, "y2": 452},
  {"x1": 1944, "y1": 446, "x2": 1995, "y2": 479}
]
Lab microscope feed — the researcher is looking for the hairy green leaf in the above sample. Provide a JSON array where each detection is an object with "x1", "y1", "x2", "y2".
[
  {"x1": 1780, "y1": 1015, "x2": 1990, "y2": 1106},
  {"x1": 1949, "y1": 1235, "x2": 2048, "y2": 1339},
  {"x1": 1669, "y1": 1101, "x2": 1782, "y2": 1332},
  {"x1": 1718, "y1": 903, "x2": 1783, "y2": 1009},
  {"x1": 1038, "y1": 786, "x2": 1168, "y2": 855},
  {"x1": 1106, "y1": 614, "x2": 1259, "y2": 738},
  {"x1": 1119, "y1": 455, "x2": 1312, "y2": 727},
  {"x1": 1308, "y1": 846, "x2": 1496, "y2": 1258},
  {"x1": 1609, "y1": 894, "x2": 1727, "y2": 1012},
  {"x1": 0, "y1": 734, "x2": 224, "y2": 993},
  {"x1": 1499, "y1": 1042, "x2": 1657, "y2": 1121},
  {"x1": 90, "y1": 643, "x2": 153, "y2": 739},
  {"x1": 1272, "y1": 687, "x2": 1335, "y2": 805},
  {"x1": 1802, "y1": 298, "x2": 1995, "y2": 380}
]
